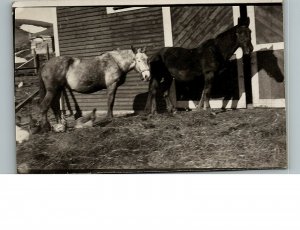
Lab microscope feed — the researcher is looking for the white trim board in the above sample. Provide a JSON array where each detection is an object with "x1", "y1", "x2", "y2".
[
  {"x1": 162, "y1": 7, "x2": 173, "y2": 47},
  {"x1": 106, "y1": 7, "x2": 147, "y2": 14},
  {"x1": 53, "y1": 8, "x2": 60, "y2": 56},
  {"x1": 177, "y1": 98, "x2": 245, "y2": 110},
  {"x1": 250, "y1": 99, "x2": 285, "y2": 108},
  {"x1": 13, "y1": 0, "x2": 283, "y2": 7}
]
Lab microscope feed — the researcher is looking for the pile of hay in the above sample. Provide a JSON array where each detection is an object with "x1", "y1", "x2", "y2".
[{"x1": 16, "y1": 108, "x2": 287, "y2": 173}]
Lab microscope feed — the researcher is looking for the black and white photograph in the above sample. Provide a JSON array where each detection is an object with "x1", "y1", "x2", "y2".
[{"x1": 14, "y1": 0, "x2": 286, "y2": 173}]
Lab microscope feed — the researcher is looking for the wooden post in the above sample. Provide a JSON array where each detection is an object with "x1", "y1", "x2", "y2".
[
  {"x1": 46, "y1": 43, "x2": 50, "y2": 60},
  {"x1": 162, "y1": 7, "x2": 177, "y2": 108},
  {"x1": 239, "y1": 5, "x2": 253, "y2": 105},
  {"x1": 33, "y1": 49, "x2": 39, "y2": 75}
]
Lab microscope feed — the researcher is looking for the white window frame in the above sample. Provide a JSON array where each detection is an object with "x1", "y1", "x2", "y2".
[{"x1": 106, "y1": 7, "x2": 147, "y2": 14}]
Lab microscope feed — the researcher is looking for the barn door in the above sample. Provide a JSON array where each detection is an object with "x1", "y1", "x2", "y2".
[
  {"x1": 247, "y1": 5, "x2": 285, "y2": 108},
  {"x1": 169, "y1": 6, "x2": 247, "y2": 109}
]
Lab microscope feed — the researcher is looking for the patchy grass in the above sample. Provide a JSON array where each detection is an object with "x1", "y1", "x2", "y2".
[{"x1": 16, "y1": 108, "x2": 287, "y2": 173}]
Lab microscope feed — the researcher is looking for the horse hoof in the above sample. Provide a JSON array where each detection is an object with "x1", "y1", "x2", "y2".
[
  {"x1": 210, "y1": 111, "x2": 217, "y2": 116},
  {"x1": 196, "y1": 105, "x2": 201, "y2": 111},
  {"x1": 149, "y1": 110, "x2": 157, "y2": 116},
  {"x1": 29, "y1": 124, "x2": 41, "y2": 134},
  {"x1": 52, "y1": 123, "x2": 67, "y2": 133},
  {"x1": 40, "y1": 121, "x2": 51, "y2": 133},
  {"x1": 30, "y1": 120, "x2": 51, "y2": 134},
  {"x1": 167, "y1": 107, "x2": 177, "y2": 114},
  {"x1": 142, "y1": 110, "x2": 151, "y2": 116},
  {"x1": 105, "y1": 117, "x2": 113, "y2": 122}
]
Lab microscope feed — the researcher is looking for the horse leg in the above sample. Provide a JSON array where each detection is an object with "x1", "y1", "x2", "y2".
[
  {"x1": 67, "y1": 87, "x2": 82, "y2": 119},
  {"x1": 198, "y1": 71, "x2": 214, "y2": 112},
  {"x1": 50, "y1": 89, "x2": 62, "y2": 124},
  {"x1": 106, "y1": 82, "x2": 118, "y2": 119},
  {"x1": 162, "y1": 77, "x2": 177, "y2": 113},
  {"x1": 144, "y1": 78, "x2": 159, "y2": 115},
  {"x1": 39, "y1": 90, "x2": 56, "y2": 132},
  {"x1": 62, "y1": 88, "x2": 73, "y2": 116}
]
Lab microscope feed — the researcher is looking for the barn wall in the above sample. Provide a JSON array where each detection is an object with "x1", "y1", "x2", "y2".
[
  {"x1": 56, "y1": 7, "x2": 164, "y2": 112},
  {"x1": 171, "y1": 6, "x2": 234, "y2": 48}
]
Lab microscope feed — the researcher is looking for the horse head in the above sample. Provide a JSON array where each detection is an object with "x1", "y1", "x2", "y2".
[
  {"x1": 236, "y1": 17, "x2": 253, "y2": 55},
  {"x1": 131, "y1": 46, "x2": 151, "y2": 81}
]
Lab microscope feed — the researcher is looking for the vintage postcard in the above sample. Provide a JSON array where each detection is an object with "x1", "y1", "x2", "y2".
[{"x1": 14, "y1": 0, "x2": 286, "y2": 173}]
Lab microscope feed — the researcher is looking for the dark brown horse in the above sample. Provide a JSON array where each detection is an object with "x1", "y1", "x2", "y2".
[
  {"x1": 144, "y1": 18, "x2": 253, "y2": 115},
  {"x1": 36, "y1": 47, "x2": 150, "y2": 132}
]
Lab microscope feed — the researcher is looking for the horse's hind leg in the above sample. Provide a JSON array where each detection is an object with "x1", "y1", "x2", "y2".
[
  {"x1": 39, "y1": 90, "x2": 56, "y2": 132},
  {"x1": 161, "y1": 77, "x2": 177, "y2": 113},
  {"x1": 198, "y1": 71, "x2": 214, "y2": 112},
  {"x1": 144, "y1": 77, "x2": 159, "y2": 115},
  {"x1": 106, "y1": 82, "x2": 118, "y2": 119},
  {"x1": 50, "y1": 89, "x2": 63, "y2": 124}
]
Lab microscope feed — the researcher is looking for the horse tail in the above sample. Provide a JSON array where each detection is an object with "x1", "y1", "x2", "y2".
[
  {"x1": 38, "y1": 57, "x2": 74, "y2": 104},
  {"x1": 38, "y1": 64, "x2": 46, "y2": 104}
]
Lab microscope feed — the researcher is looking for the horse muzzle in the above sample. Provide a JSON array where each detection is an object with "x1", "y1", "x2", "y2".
[
  {"x1": 243, "y1": 44, "x2": 254, "y2": 55},
  {"x1": 141, "y1": 70, "x2": 151, "y2": 81}
]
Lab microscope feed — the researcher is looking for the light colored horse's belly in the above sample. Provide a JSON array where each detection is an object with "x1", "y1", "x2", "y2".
[
  {"x1": 66, "y1": 59, "x2": 105, "y2": 93},
  {"x1": 66, "y1": 72, "x2": 103, "y2": 92}
]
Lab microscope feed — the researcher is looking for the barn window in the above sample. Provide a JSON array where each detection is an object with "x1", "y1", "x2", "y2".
[{"x1": 106, "y1": 7, "x2": 147, "y2": 14}]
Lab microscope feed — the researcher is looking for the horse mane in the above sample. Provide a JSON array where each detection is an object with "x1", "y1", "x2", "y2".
[
  {"x1": 195, "y1": 25, "x2": 238, "y2": 52},
  {"x1": 215, "y1": 25, "x2": 237, "y2": 41}
]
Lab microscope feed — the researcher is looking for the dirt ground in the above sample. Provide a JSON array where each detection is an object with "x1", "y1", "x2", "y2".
[{"x1": 16, "y1": 108, "x2": 287, "y2": 173}]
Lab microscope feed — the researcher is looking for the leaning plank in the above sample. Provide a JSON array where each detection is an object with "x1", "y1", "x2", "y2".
[{"x1": 15, "y1": 89, "x2": 39, "y2": 113}]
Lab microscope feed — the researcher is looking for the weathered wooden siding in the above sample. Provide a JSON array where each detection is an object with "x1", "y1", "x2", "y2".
[
  {"x1": 254, "y1": 5, "x2": 283, "y2": 44},
  {"x1": 57, "y1": 7, "x2": 164, "y2": 112},
  {"x1": 171, "y1": 6, "x2": 234, "y2": 48}
]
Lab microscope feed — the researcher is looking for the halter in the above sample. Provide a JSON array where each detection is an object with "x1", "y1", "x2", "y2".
[
  {"x1": 138, "y1": 66, "x2": 150, "y2": 73},
  {"x1": 133, "y1": 58, "x2": 150, "y2": 74}
]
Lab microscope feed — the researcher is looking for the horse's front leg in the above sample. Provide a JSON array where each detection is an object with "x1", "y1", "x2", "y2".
[
  {"x1": 162, "y1": 77, "x2": 177, "y2": 113},
  {"x1": 106, "y1": 82, "x2": 118, "y2": 119},
  {"x1": 198, "y1": 71, "x2": 214, "y2": 111},
  {"x1": 144, "y1": 78, "x2": 159, "y2": 115}
]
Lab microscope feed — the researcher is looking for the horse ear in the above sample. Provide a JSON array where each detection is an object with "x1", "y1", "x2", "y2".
[
  {"x1": 141, "y1": 46, "x2": 147, "y2": 53},
  {"x1": 238, "y1": 17, "x2": 250, "y2": 27},
  {"x1": 131, "y1": 45, "x2": 138, "y2": 54},
  {"x1": 269, "y1": 45, "x2": 273, "y2": 51}
]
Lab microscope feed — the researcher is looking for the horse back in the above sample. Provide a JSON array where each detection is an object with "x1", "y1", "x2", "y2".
[{"x1": 151, "y1": 47, "x2": 202, "y2": 81}]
